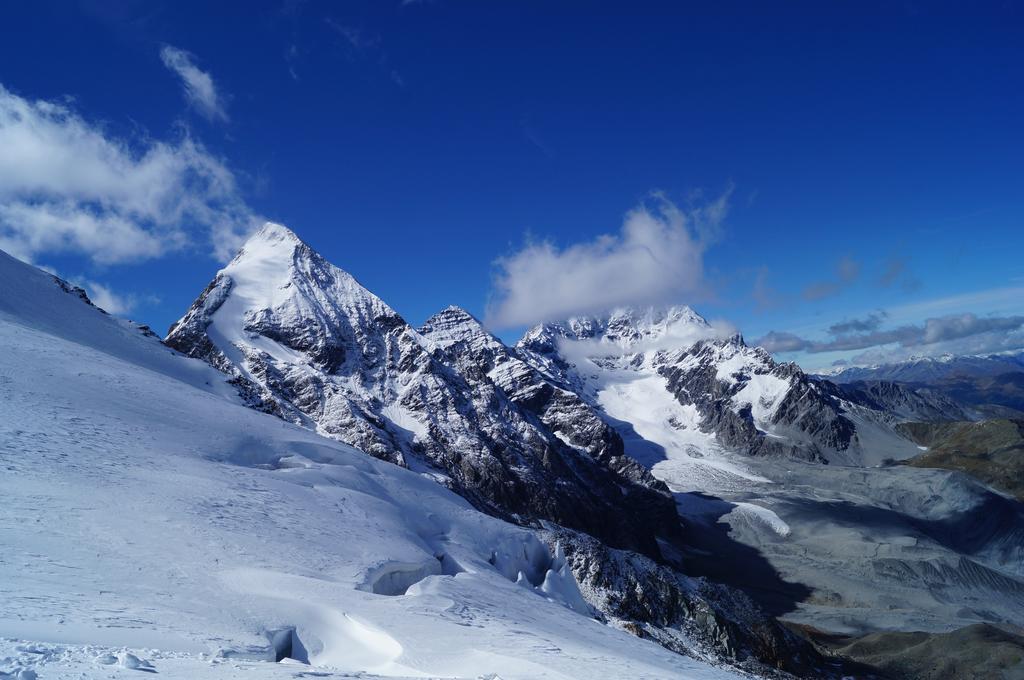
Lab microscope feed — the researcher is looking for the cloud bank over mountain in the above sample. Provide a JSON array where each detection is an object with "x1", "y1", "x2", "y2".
[{"x1": 486, "y1": 190, "x2": 730, "y2": 328}]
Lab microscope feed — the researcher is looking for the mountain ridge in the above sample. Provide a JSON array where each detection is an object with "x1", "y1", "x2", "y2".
[{"x1": 165, "y1": 223, "x2": 686, "y2": 559}]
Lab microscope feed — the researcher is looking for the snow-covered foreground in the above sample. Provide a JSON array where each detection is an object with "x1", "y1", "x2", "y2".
[{"x1": 0, "y1": 251, "x2": 742, "y2": 679}]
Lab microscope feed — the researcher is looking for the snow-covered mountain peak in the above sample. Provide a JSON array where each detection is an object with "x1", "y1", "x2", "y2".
[
  {"x1": 168, "y1": 220, "x2": 410, "y2": 380},
  {"x1": 512, "y1": 304, "x2": 918, "y2": 465},
  {"x1": 166, "y1": 228, "x2": 688, "y2": 560},
  {"x1": 240, "y1": 220, "x2": 303, "y2": 249},
  {"x1": 571, "y1": 305, "x2": 710, "y2": 345},
  {"x1": 223, "y1": 221, "x2": 384, "y2": 315},
  {"x1": 597, "y1": 305, "x2": 711, "y2": 348},
  {"x1": 419, "y1": 305, "x2": 497, "y2": 350},
  {"x1": 519, "y1": 305, "x2": 716, "y2": 362}
]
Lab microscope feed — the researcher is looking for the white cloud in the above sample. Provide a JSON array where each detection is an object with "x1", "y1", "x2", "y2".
[
  {"x1": 802, "y1": 256, "x2": 861, "y2": 301},
  {"x1": 755, "y1": 311, "x2": 1024, "y2": 372},
  {"x1": 555, "y1": 316, "x2": 736, "y2": 363},
  {"x1": 0, "y1": 83, "x2": 259, "y2": 265},
  {"x1": 849, "y1": 328, "x2": 1024, "y2": 366},
  {"x1": 486, "y1": 190, "x2": 730, "y2": 328},
  {"x1": 755, "y1": 312, "x2": 1024, "y2": 355},
  {"x1": 159, "y1": 46, "x2": 229, "y2": 122},
  {"x1": 81, "y1": 279, "x2": 135, "y2": 316}
]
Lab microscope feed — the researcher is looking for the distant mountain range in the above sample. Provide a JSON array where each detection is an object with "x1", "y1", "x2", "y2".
[
  {"x1": 823, "y1": 351, "x2": 1024, "y2": 418},
  {"x1": 825, "y1": 351, "x2": 1024, "y2": 384}
]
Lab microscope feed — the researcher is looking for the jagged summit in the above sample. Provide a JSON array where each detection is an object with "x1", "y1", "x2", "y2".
[
  {"x1": 167, "y1": 220, "x2": 405, "y2": 388},
  {"x1": 165, "y1": 225, "x2": 684, "y2": 559},
  {"x1": 242, "y1": 220, "x2": 303, "y2": 245},
  {"x1": 519, "y1": 305, "x2": 714, "y2": 357},
  {"x1": 514, "y1": 302, "x2": 927, "y2": 465},
  {"x1": 224, "y1": 221, "x2": 389, "y2": 315},
  {"x1": 419, "y1": 305, "x2": 500, "y2": 350},
  {"x1": 568, "y1": 305, "x2": 710, "y2": 341}
]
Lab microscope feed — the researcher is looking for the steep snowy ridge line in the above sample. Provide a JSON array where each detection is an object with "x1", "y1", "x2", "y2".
[{"x1": 166, "y1": 225, "x2": 687, "y2": 558}]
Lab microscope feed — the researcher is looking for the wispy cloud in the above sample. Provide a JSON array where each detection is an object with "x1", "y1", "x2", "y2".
[
  {"x1": 877, "y1": 256, "x2": 905, "y2": 287},
  {"x1": 159, "y1": 45, "x2": 229, "y2": 122},
  {"x1": 325, "y1": 19, "x2": 379, "y2": 52},
  {"x1": 802, "y1": 256, "x2": 860, "y2": 301},
  {"x1": 884, "y1": 286, "x2": 1024, "y2": 322},
  {"x1": 755, "y1": 312, "x2": 1024, "y2": 355},
  {"x1": 755, "y1": 331, "x2": 811, "y2": 353},
  {"x1": 877, "y1": 255, "x2": 921, "y2": 292},
  {"x1": 849, "y1": 328, "x2": 1024, "y2": 365},
  {"x1": 0, "y1": 83, "x2": 259, "y2": 265},
  {"x1": 80, "y1": 279, "x2": 136, "y2": 316},
  {"x1": 285, "y1": 43, "x2": 301, "y2": 81},
  {"x1": 486, "y1": 189, "x2": 731, "y2": 328},
  {"x1": 324, "y1": 18, "x2": 404, "y2": 86},
  {"x1": 827, "y1": 311, "x2": 887, "y2": 335},
  {"x1": 751, "y1": 266, "x2": 782, "y2": 311},
  {"x1": 521, "y1": 115, "x2": 553, "y2": 158}
]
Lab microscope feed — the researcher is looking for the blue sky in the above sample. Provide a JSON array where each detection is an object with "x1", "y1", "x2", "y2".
[{"x1": 0, "y1": 1, "x2": 1021, "y2": 370}]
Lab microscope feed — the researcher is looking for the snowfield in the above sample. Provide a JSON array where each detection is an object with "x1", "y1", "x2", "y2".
[{"x1": 0, "y1": 250, "x2": 742, "y2": 679}]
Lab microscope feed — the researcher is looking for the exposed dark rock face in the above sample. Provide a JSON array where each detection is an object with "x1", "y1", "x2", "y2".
[
  {"x1": 657, "y1": 337, "x2": 855, "y2": 461},
  {"x1": 837, "y1": 380, "x2": 971, "y2": 423},
  {"x1": 52, "y1": 276, "x2": 102, "y2": 310},
  {"x1": 165, "y1": 224, "x2": 680, "y2": 559},
  {"x1": 541, "y1": 527, "x2": 861, "y2": 679},
  {"x1": 519, "y1": 314, "x2": 879, "y2": 463},
  {"x1": 827, "y1": 352, "x2": 1024, "y2": 418},
  {"x1": 419, "y1": 306, "x2": 684, "y2": 549},
  {"x1": 167, "y1": 274, "x2": 236, "y2": 373}
]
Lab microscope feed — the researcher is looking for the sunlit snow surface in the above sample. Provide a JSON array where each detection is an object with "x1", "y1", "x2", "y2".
[
  {"x1": 595, "y1": 363, "x2": 770, "y2": 491},
  {"x1": 0, "y1": 250, "x2": 743, "y2": 679}
]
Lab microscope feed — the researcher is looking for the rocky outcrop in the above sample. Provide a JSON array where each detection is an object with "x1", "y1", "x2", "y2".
[
  {"x1": 165, "y1": 224, "x2": 680, "y2": 558},
  {"x1": 420, "y1": 306, "x2": 683, "y2": 545},
  {"x1": 540, "y1": 527, "x2": 856, "y2": 679},
  {"x1": 837, "y1": 380, "x2": 971, "y2": 423}
]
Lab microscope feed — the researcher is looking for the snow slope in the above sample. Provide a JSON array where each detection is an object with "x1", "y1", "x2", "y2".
[{"x1": 0, "y1": 249, "x2": 741, "y2": 679}]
